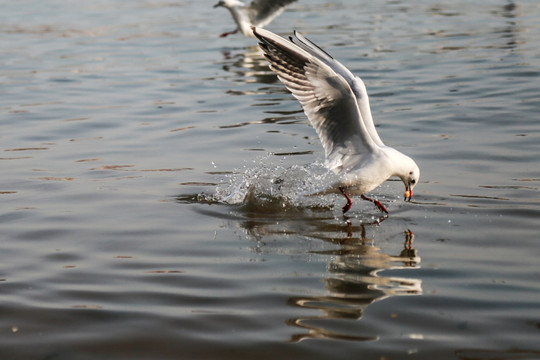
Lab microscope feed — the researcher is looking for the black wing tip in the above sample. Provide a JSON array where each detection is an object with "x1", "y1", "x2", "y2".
[
  {"x1": 294, "y1": 31, "x2": 335, "y2": 60},
  {"x1": 251, "y1": 27, "x2": 268, "y2": 52},
  {"x1": 253, "y1": 26, "x2": 299, "y2": 42},
  {"x1": 251, "y1": 26, "x2": 268, "y2": 45}
]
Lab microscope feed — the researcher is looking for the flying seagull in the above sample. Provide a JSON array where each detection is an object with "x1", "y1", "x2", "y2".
[
  {"x1": 213, "y1": 0, "x2": 297, "y2": 38},
  {"x1": 252, "y1": 27, "x2": 420, "y2": 214}
]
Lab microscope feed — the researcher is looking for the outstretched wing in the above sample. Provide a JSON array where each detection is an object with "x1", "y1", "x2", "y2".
[
  {"x1": 248, "y1": 0, "x2": 297, "y2": 27},
  {"x1": 289, "y1": 31, "x2": 385, "y2": 147},
  {"x1": 253, "y1": 27, "x2": 379, "y2": 172}
]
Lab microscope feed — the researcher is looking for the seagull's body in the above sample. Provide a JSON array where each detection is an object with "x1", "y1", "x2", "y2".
[
  {"x1": 252, "y1": 27, "x2": 420, "y2": 213},
  {"x1": 214, "y1": 0, "x2": 297, "y2": 38}
]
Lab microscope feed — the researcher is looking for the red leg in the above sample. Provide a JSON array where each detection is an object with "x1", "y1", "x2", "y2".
[
  {"x1": 361, "y1": 195, "x2": 389, "y2": 214},
  {"x1": 339, "y1": 187, "x2": 353, "y2": 213},
  {"x1": 219, "y1": 29, "x2": 238, "y2": 37}
]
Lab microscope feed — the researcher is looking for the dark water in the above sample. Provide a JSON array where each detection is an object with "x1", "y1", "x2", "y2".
[{"x1": 1, "y1": 1, "x2": 540, "y2": 359}]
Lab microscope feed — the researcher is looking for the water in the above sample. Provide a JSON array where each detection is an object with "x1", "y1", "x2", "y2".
[{"x1": 1, "y1": 1, "x2": 540, "y2": 359}]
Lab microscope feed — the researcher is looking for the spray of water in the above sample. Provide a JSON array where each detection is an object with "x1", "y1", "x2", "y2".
[{"x1": 212, "y1": 156, "x2": 339, "y2": 212}]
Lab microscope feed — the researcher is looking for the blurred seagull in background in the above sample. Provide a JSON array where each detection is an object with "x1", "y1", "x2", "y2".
[
  {"x1": 213, "y1": 0, "x2": 297, "y2": 38},
  {"x1": 252, "y1": 27, "x2": 420, "y2": 214}
]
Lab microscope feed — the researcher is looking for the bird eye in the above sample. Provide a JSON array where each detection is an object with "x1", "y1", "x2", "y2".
[{"x1": 411, "y1": 179, "x2": 416, "y2": 184}]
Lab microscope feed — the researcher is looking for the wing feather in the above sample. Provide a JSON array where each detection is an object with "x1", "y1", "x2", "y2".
[
  {"x1": 253, "y1": 27, "x2": 379, "y2": 173},
  {"x1": 248, "y1": 0, "x2": 297, "y2": 27},
  {"x1": 290, "y1": 31, "x2": 385, "y2": 147}
]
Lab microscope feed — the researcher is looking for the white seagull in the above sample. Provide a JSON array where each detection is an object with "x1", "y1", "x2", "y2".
[
  {"x1": 213, "y1": 0, "x2": 297, "y2": 38},
  {"x1": 252, "y1": 27, "x2": 420, "y2": 214}
]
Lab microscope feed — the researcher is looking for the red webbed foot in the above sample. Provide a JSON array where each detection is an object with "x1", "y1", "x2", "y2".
[
  {"x1": 339, "y1": 187, "x2": 353, "y2": 213},
  {"x1": 361, "y1": 195, "x2": 389, "y2": 214}
]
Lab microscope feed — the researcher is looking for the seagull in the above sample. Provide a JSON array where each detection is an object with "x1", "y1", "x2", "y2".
[
  {"x1": 213, "y1": 0, "x2": 297, "y2": 38},
  {"x1": 252, "y1": 27, "x2": 420, "y2": 214}
]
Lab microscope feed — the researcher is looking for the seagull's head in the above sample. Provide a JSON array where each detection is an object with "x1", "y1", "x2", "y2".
[
  {"x1": 401, "y1": 161, "x2": 420, "y2": 202},
  {"x1": 213, "y1": 0, "x2": 225, "y2": 8}
]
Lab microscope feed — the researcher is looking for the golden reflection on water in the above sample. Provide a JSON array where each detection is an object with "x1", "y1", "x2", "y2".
[
  {"x1": 188, "y1": 188, "x2": 423, "y2": 342},
  {"x1": 183, "y1": 183, "x2": 422, "y2": 343},
  {"x1": 287, "y1": 227, "x2": 421, "y2": 342}
]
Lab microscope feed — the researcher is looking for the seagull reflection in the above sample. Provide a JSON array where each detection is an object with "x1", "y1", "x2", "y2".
[
  {"x1": 181, "y1": 192, "x2": 422, "y2": 342},
  {"x1": 218, "y1": 46, "x2": 308, "y2": 128},
  {"x1": 220, "y1": 46, "x2": 278, "y2": 86},
  {"x1": 288, "y1": 228, "x2": 420, "y2": 342}
]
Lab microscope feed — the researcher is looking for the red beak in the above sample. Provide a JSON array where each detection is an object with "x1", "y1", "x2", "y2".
[{"x1": 404, "y1": 187, "x2": 413, "y2": 202}]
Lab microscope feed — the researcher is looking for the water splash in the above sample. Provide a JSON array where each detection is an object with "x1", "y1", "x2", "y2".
[
  {"x1": 192, "y1": 155, "x2": 401, "y2": 216},
  {"x1": 212, "y1": 156, "x2": 339, "y2": 212}
]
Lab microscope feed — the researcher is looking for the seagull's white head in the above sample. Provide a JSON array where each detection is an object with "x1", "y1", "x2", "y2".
[
  {"x1": 400, "y1": 159, "x2": 420, "y2": 202},
  {"x1": 213, "y1": 0, "x2": 244, "y2": 8}
]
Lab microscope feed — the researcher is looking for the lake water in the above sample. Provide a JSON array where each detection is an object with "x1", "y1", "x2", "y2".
[{"x1": 1, "y1": 1, "x2": 539, "y2": 359}]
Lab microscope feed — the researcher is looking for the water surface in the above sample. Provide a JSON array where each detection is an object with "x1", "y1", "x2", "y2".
[{"x1": 1, "y1": 1, "x2": 539, "y2": 359}]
